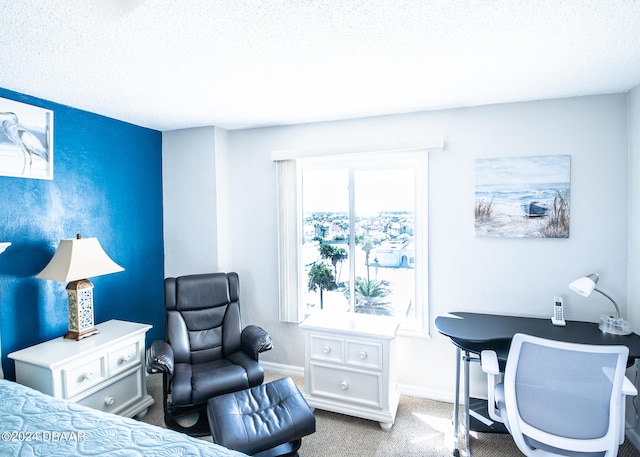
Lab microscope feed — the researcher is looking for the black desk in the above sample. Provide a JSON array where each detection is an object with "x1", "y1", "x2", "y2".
[{"x1": 435, "y1": 312, "x2": 640, "y2": 457}]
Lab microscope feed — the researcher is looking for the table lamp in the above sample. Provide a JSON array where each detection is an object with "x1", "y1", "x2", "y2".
[
  {"x1": 37, "y1": 234, "x2": 124, "y2": 340},
  {"x1": 568, "y1": 273, "x2": 632, "y2": 335}
]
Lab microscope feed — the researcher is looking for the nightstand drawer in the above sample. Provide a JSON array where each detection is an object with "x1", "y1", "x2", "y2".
[
  {"x1": 310, "y1": 335, "x2": 343, "y2": 363},
  {"x1": 309, "y1": 363, "x2": 381, "y2": 408},
  {"x1": 346, "y1": 340, "x2": 382, "y2": 370},
  {"x1": 63, "y1": 356, "x2": 106, "y2": 398},
  {"x1": 109, "y1": 340, "x2": 141, "y2": 376},
  {"x1": 77, "y1": 370, "x2": 142, "y2": 414}
]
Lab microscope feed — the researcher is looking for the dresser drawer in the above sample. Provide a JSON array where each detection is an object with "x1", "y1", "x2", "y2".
[
  {"x1": 346, "y1": 340, "x2": 382, "y2": 370},
  {"x1": 309, "y1": 363, "x2": 382, "y2": 408},
  {"x1": 77, "y1": 370, "x2": 142, "y2": 414},
  {"x1": 63, "y1": 356, "x2": 107, "y2": 398},
  {"x1": 309, "y1": 335, "x2": 343, "y2": 363},
  {"x1": 109, "y1": 340, "x2": 141, "y2": 376}
]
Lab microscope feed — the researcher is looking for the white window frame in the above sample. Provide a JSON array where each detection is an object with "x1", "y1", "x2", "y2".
[{"x1": 273, "y1": 144, "x2": 440, "y2": 337}]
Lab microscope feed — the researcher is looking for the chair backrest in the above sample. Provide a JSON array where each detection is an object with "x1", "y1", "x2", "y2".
[
  {"x1": 504, "y1": 333, "x2": 629, "y2": 456},
  {"x1": 165, "y1": 272, "x2": 242, "y2": 365}
]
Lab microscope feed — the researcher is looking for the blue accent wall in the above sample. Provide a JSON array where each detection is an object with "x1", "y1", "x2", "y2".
[{"x1": 0, "y1": 88, "x2": 164, "y2": 380}]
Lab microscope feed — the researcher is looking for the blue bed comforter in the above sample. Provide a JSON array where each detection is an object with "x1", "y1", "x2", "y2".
[{"x1": 0, "y1": 379, "x2": 247, "y2": 456}]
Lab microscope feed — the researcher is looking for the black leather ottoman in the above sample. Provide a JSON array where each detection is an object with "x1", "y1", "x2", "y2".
[{"x1": 208, "y1": 377, "x2": 315, "y2": 457}]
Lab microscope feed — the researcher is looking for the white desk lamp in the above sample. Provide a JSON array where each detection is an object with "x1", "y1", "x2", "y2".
[
  {"x1": 37, "y1": 234, "x2": 124, "y2": 340},
  {"x1": 568, "y1": 273, "x2": 632, "y2": 335}
]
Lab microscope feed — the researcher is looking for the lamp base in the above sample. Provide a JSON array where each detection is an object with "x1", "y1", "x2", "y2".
[
  {"x1": 65, "y1": 278, "x2": 99, "y2": 342},
  {"x1": 599, "y1": 315, "x2": 632, "y2": 335},
  {"x1": 64, "y1": 327, "x2": 100, "y2": 341}
]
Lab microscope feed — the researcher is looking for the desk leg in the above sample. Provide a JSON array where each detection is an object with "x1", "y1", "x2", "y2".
[
  {"x1": 452, "y1": 346, "x2": 461, "y2": 457},
  {"x1": 464, "y1": 350, "x2": 471, "y2": 457}
]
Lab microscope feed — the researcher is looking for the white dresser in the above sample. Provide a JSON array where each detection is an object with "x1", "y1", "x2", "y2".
[
  {"x1": 300, "y1": 312, "x2": 400, "y2": 430},
  {"x1": 8, "y1": 319, "x2": 154, "y2": 418}
]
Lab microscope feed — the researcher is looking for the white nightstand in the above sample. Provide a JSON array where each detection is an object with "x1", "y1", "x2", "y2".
[
  {"x1": 299, "y1": 312, "x2": 400, "y2": 431},
  {"x1": 8, "y1": 319, "x2": 154, "y2": 418}
]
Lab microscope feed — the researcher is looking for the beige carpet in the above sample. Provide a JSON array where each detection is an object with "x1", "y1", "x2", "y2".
[{"x1": 139, "y1": 372, "x2": 640, "y2": 456}]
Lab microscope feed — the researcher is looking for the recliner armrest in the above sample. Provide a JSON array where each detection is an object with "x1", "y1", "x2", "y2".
[
  {"x1": 147, "y1": 340, "x2": 175, "y2": 376},
  {"x1": 241, "y1": 325, "x2": 273, "y2": 360}
]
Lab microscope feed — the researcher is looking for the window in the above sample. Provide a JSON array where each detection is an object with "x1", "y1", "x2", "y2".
[{"x1": 275, "y1": 148, "x2": 430, "y2": 335}]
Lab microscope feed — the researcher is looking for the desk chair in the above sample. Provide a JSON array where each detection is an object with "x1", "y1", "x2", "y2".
[{"x1": 481, "y1": 333, "x2": 637, "y2": 457}]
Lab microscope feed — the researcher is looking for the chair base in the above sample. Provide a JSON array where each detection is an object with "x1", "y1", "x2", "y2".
[
  {"x1": 159, "y1": 370, "x2": 212, "y2": 437},
  {"x1": 164, "y1": 405, "x2": 210, "y2": 437},
  {"x1": 253, "y1": 438, "x2": 301, "y2": 457}
]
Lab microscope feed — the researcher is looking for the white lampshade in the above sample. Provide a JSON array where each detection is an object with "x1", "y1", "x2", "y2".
[
  {"x1": 37, "y1": 236, "x2": 123, "y2": 281},
  {"x1": 568, "y1": 273, "x2": 599, "y2": 297}
]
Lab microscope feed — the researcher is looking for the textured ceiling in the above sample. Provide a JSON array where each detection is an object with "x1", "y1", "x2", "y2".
[{"x1": 1, "y1": 1, "x2": 640, "y2": 131}]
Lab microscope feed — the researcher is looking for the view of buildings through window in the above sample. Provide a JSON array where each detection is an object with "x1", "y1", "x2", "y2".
[{"x1": 302, "y1": 162, "x2": 416, "y2": 320}]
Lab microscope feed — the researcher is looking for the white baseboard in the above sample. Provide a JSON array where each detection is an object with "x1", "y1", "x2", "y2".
[
  {"x1": 398, "y1": 383, "x2": 457, "y2": 404},
  {"x1": 260, "y1": 361, "x2": 305, "y2": 378}
]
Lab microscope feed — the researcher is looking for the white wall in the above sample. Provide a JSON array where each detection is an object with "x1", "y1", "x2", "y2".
[
  {"x1": 162, "y1": 127, "x2": 219, "y2": 277},
  {"x1": 214, "y1": 128, "x2": 233, "y2": 272},
  {"x1": 628, "y1": 84, "x2": 640, "y2": 330},
  {"x1": 625, "y1": 81, "x2": 640, "y2": 454},
  {"x1": 164, "y1": 94, "x2": 630, "y2": 400}
]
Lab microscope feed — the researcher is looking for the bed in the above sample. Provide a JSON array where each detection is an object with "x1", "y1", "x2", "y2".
[{"x1": 0, "y1": 379, "x2": 247, "y2": 456}]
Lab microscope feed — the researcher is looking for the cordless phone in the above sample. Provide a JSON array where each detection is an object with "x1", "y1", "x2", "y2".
[{"x1": 551, "y1": 296, "x2": 566, "y2": 326}]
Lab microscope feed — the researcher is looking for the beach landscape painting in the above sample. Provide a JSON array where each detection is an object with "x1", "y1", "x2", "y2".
[{"x1": 475, "y1": 155, "x2": 571, "y2": 238}]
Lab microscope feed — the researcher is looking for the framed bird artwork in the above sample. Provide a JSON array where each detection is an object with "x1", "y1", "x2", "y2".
[{"x1": 0, "y1": 97, "x2": 53, "y2": 180}]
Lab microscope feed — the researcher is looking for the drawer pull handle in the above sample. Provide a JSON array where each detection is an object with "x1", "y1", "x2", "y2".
[
  {"x1": 340, "y1": 381, "x2": 348, "y2": 390},
  {"x1": 104, "y1": 396, "x2": 115, "y2": 406},
  {"x1": 119, "y1": 355, "x2": 131, "y2": 365},
  {"x1": 322, "y1": 346, "x2": 331, "y2": 354},
  {"x1": 359, "y1": 351, "x2": 367, "y2": 359},
  {"x1": 83, "y1": 372, "x2": 94, "y2": 381}
]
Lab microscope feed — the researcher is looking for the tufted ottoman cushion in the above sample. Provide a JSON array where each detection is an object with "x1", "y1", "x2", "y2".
[{"x1": 207, "y1": 377, "x2": 315, "y2": 457}]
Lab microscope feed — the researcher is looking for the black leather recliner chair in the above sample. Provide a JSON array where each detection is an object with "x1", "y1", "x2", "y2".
[{"x1": 147, "y1": 272, "x2": 272, "y2": 436}]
